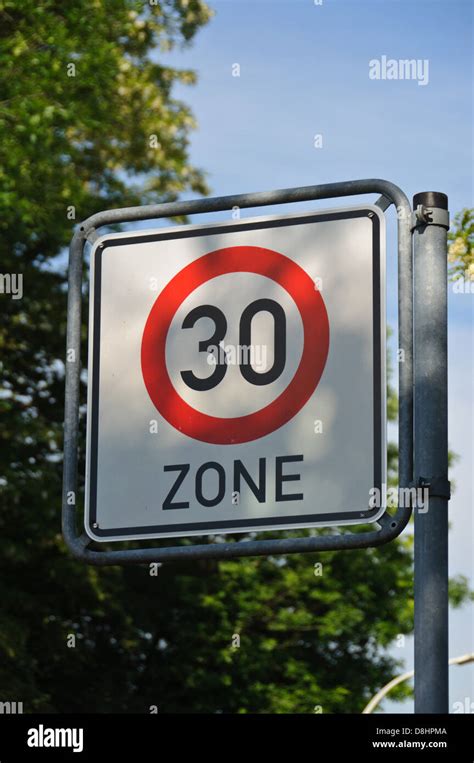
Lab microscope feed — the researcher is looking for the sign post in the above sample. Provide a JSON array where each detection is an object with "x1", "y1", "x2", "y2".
[
  {"x1": 413, "y1": 191, "x2": 450, "y2": 714},
  {"x1": 63, "y1": 179, "x2": 451, "y2": 714}
]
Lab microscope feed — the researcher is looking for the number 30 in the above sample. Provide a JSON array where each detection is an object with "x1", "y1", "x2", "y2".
[{"x1": 180, "y1": 299, "x2": 286, "y2": 391}]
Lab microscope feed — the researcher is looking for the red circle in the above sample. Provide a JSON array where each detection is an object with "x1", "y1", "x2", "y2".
[{"x1": 141, "y1": 246, "x2": 329, "y2": 444}]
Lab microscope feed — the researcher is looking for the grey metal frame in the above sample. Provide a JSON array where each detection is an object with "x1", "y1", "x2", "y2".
[{"x1": 62, "y1": 178, "x2": 413, "y2": 566}]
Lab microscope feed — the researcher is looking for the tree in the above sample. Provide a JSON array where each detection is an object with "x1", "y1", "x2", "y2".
[
  {"x1": 0, "y1": 0, "x2": 212, "y2": 710},
  {"x1": 0, "y1": 0, "x2": 469, "y2": 714}
]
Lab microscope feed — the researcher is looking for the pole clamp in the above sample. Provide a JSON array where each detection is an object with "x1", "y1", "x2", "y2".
[
  {"x1": 411, "y1": 205, "x2": 450, "y2": 232},
  {"x1": 417, "y1": 475, "x2": 451, "y2": 500}
]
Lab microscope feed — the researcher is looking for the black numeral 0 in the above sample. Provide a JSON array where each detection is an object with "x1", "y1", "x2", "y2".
[{"x1": 239, "y1": 299, "x2": 286, "y2": 386}]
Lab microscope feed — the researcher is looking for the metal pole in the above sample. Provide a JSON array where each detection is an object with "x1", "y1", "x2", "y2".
[{"x1": 413, "y1": 191, "x2": 450, "y2": 714}]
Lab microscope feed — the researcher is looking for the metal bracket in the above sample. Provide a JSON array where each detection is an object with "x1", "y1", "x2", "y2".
[
  {"x1": 411, "y1": 205, "x2": 450, "y2": 231},
  {"x1": 62, "y1": 179, "x2": 414, "y2": 565},
  {"x1": 418, "y1": 476, "x2": 451, "y2": 501}
]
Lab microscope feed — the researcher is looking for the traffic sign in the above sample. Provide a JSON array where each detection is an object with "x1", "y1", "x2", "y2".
[{"x1": 85, "y1": 206, "x2": 386, "y2": 541}]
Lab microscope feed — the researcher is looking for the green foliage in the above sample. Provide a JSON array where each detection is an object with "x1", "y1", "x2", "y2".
[
  {"x1": 448, "y1": 208, "x2": 474, "y2": 281},
  {"x1": 121, "y1": 542, "x2": 414, "y2": 714},
  {"x1": 0, "y1": 0, "x2": 470, "y2": 714},
  {"x1": 448, "y1": 575, "x2": 474, "y2": 608},
  {"x1": 0, "y1": 0, "x2": 214, "y2": 712},
  {"x1": 0, "y1": 0, "x2": 211, "y2": 251}
]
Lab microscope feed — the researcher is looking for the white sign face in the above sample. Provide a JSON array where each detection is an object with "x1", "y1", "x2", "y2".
[{"x1": 85, "y1": 206, "x2": 386, "y2": 542}]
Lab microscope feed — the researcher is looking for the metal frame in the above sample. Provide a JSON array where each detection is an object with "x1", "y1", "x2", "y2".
[{"x1": 62, "y1": 178, "x2": 413, "y2": 566}]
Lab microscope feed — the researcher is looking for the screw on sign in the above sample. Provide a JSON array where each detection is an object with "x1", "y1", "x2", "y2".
[
  {"x1": 141, "y1": 246, "x2": 330, "y2": 444},
  {"x1": 85, "y1": 208, "x2": 385, "y2": 540}
]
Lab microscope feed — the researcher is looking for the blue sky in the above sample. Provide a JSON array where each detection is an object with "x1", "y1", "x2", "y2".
[{"x1": 158, "y1": 0, "x2": 474, "y2": 712}]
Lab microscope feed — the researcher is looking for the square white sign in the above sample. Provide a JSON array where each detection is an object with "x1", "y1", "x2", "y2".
[{"x1": 85, "y1": 205, "x2": 386, "y2": 541}]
